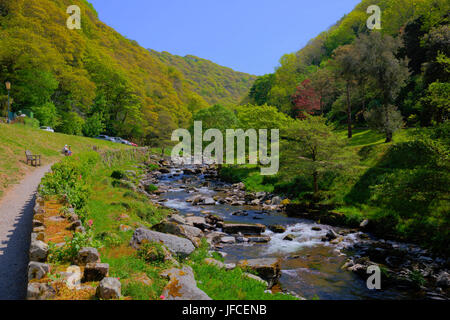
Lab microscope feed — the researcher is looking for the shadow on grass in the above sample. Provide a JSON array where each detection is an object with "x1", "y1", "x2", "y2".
[{"x1": 346, "y1": 130, "x2": 385, "y2": 147}]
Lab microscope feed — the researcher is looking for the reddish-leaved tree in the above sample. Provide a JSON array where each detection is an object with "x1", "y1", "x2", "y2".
[{"x1": 291, "y1": 79, "x2": 321, "y2": 119}]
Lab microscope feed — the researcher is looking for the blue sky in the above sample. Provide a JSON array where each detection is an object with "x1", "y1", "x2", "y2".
[{"x1": 89, "y1": 0, "x2": 360, "y2": 75}]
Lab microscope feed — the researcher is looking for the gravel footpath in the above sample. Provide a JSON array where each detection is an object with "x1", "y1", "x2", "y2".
[{"x1": 0, "y1": 164, "x2": 53, "y2": 300}]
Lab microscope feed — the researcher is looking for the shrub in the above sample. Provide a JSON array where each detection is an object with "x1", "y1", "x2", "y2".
[
  {"x1": 48, "y1": 228, "x2": 102, "y2": 263},
  {"x1": 39, "y1": 152, "x2": 100, "y2": 209},
  {"x1": 111, "y1": 170, "x2": 125, "y2": 180},
  {"x1": 137, "y1": 242, "x2": 166, "y2": 264},
  {"x1": 23, "y1": 116, "x2": 40, "y2": 128},
  {"x1": 144, "y1": 184, "x2": 158, "y2": 193}
]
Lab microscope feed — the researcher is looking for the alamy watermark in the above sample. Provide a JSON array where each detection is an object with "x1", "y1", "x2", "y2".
[
  {"x1": 66, "y1": 5, "x2": 81, "y2": 30},
  {"x1": 367, "y1": 265, "x2": 381, "y2": 290},
  {"x1": 171, "y1": 121, "x2": 279, "y2": 175},
  {"x1": 367, "y1": 5, "x2": 381, "y2": 30}
]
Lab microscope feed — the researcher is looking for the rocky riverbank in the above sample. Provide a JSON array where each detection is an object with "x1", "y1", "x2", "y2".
[
  {"x1": 137, "y1": 155, "x2": 449, "y2": 300},
  {"x1": 26, "y1": 153, "x2": 449, "y2": 300}
]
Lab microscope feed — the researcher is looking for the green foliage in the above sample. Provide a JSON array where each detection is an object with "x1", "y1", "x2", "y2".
[
  {"x1": 23, "y1": 116, "x2": 40, "y2": 128},
  {"x1": 57, "y1": 112, "x2": 85, "y2": 136},
  {"x1": 235, "y1": 104, "x2": 293, "y2": 130},
  {"x1": 364, "y1": 105, "x2": 404, "y2": 141},
  {"x1": 188, "y1": 241, "x2": 297, "y2": 300},
  {"x1": 192, "y1": 104, "x2": 238, "y2": 132},
  {"x1": 248, "y1": 74, "x2": 276, "y2": 105},
  {"x1": 82, "y1": 113, "x2": 105, "y2": 137},
  {"x1": 32, "y1": 102, "x2": 58, "y2": 128},
  {"x1": 48, "y1": 228, "x2": 102, "y2": 264},
  {"x1": 284, "y1": 116, "x2": 350, "y2": 193},
  {"x1": 111, "y1": 170, "x2": 125, "y2": 180},
  {"x1": 144, "y1": 184, "x2": 158, "y2": 193},
  {"x1": 0, "y1": 0, "x2": 254, "y2": 141},
  {"x1": 40, "y1": 152, "x2": 100, "y2": 209},
  {"x1": 150, "y1": 51, "x2": 256, "y2": 106},
  {"x1": 137, "y1": 242, "x2": 166, "y2": 264}
]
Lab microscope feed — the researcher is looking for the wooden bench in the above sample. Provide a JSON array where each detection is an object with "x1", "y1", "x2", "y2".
[{"x1": 25, "y1": 150, "x2": 41, "y2": 167}]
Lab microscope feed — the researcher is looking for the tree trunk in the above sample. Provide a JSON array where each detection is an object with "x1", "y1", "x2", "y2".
[
  {"x1": 385, "y1": 131, "x2": 393, "y2": 143},
  {"x1": 346, "y1": 81, "x2": 352, "y2": 138},
  {"x1": 384, "y1": 105, "x2": 392, "y2": 143},
  {"x1": 313, "y1": 171, "x2": 319, "y2": 194}
]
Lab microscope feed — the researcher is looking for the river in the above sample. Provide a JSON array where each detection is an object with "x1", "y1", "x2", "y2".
[{"x1": 151, "y1": 164, "x2": 441, "y2": 300}]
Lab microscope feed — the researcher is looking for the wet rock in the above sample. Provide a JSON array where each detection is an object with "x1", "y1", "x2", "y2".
[
  {"x1": 222, "y1": 223, "x2": 266, "y2": 235},
  {"x1": 436, "y1": 271, "x2": 450, "y2": 288},
  {"x1": 205, "y1": 231, "x2": 226, "y2": 245},
  {"x1": 236, "y1": 236, "x2": 249, "y2": 243},
  {"x1": 202, "y1": 197, "x2": 216, "y2": 205},
  {"x1": 205, "y1": 214, "x2": 224, "y2": 226},
  {"x1": 221, "y1": 236, "x2": 236, "y2": 244},
  {"x1": 232, "y1": 210, "x2": 248, "y2": 216},
  {"x1": 233, "y1": 182, "x2": 245, "y2": 190},
  {"x1": 96, "y1": 277, "x2": 121, "y2": 300},
  {"x1": 76, "y1": 247, "x2": 101, "y2": 266},
  {"x1": 237, "y1": 258, "x2": 281, "y2": 288},
  {"x1": 311, "y1": 226, "x2": 321, "y2": 231},
  {"x1": 159, "y1": 168, "x2": 170, "y2": 174},
  {"x1": 153, "y1": 221, "x2": 203, "y2": 246},
  {"x1": 283, "y1": 234, "x2": 296, "y2": 241},
  {"x1": 360, "y1": 219, "x2": 369, "y2": 228},
  {"x1": 183, "y1": 168, "x2": 196, "y2": 175},
  {"x1": 29, "y1": 240, "x2": 48, "y2": 262},
  {"x1": 255, "y1": 192, "x2": 266, "y2": 199},
  {"x1": 27, "y1": 283, "x2": 55, "y2": 300},
  {"x1": 28, "y1": 262, "x2": 50, "y2": 281},
  {"x1": 247, "y1": 236, "x2": 271, "y2": 243},
  {"x1": 185, "y1": 216, "x2": 210, "y2": 230},
  {"x1": 130, "y1": 228, "x2": 195, "y2": 258},
  {"x1": 83, "y1": 263, "x2": 109, "y2": 282},
  {"x1": 325, "y1": 229, "x2": 338, "y2": 241},
  {"x1": 161, "y1": 266, "x2": 211, "y2": 300},
  {"x1": 268, "y1": 225, "x2": 286, "y2": 233},
  {"x1": 271, "y1": 196, "x2": 281, "y2": 205}
]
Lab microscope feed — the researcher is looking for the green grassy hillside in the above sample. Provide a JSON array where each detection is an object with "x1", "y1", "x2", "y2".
[
  {"x1": 0, "y1": 123, "x2": 128, "y2": 198},
  {"x1": 150, "y1": 50, "x2": 257, "y2": 106}
]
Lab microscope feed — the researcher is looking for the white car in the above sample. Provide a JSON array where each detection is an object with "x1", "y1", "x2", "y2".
[{"x1": 40, "y1": 126, "x2": 54, "y2": 132}]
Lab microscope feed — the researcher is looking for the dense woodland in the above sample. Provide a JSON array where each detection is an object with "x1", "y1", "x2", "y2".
[
  {"x1": 0, "y1": 0, "x2": 255, "y2": 144},
  {"x1": 149, "y1": 50, "x2": 256, "y2": 106}
]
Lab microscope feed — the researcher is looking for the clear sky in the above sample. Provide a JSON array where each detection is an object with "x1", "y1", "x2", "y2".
[{"x1": 89, "y1": 0, "x2": 361, "y2": 75}]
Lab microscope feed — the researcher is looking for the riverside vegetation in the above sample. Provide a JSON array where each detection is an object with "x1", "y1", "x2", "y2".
[{"x1": 27, "y1": 149, "x2": 297, "y2": 300}]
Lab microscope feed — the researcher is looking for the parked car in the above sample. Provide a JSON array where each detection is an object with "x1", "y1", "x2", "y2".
[
  {"x1": 95, "y1": 135, "x2": 110, "y2": 141},
  {"x1": 40, "y1": 126, "x2": 54, "y2": 132},
  {"x1": 114, "y1": 137, "x2": 129, "y2": 145}
]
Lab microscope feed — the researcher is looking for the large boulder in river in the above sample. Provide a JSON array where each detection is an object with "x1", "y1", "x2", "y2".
[
  {"x1": 268, "y1": 225, "x2": 286, "y2": 233},
  {"x1": 130, "y1": 228, "x2": 195, "y2": 258},
  {"x1": 152, "y1": 221, "x2": 203, "y2": 247},
  {"x1": 222, "y1": 223, "x2": 266, "y2": 235},
  {"x1": 237, "y1": 258, "x2": 281, "y2": 288},
  {"x1": 161, "y1": 266, "x2": 211, "y2": 300}
]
